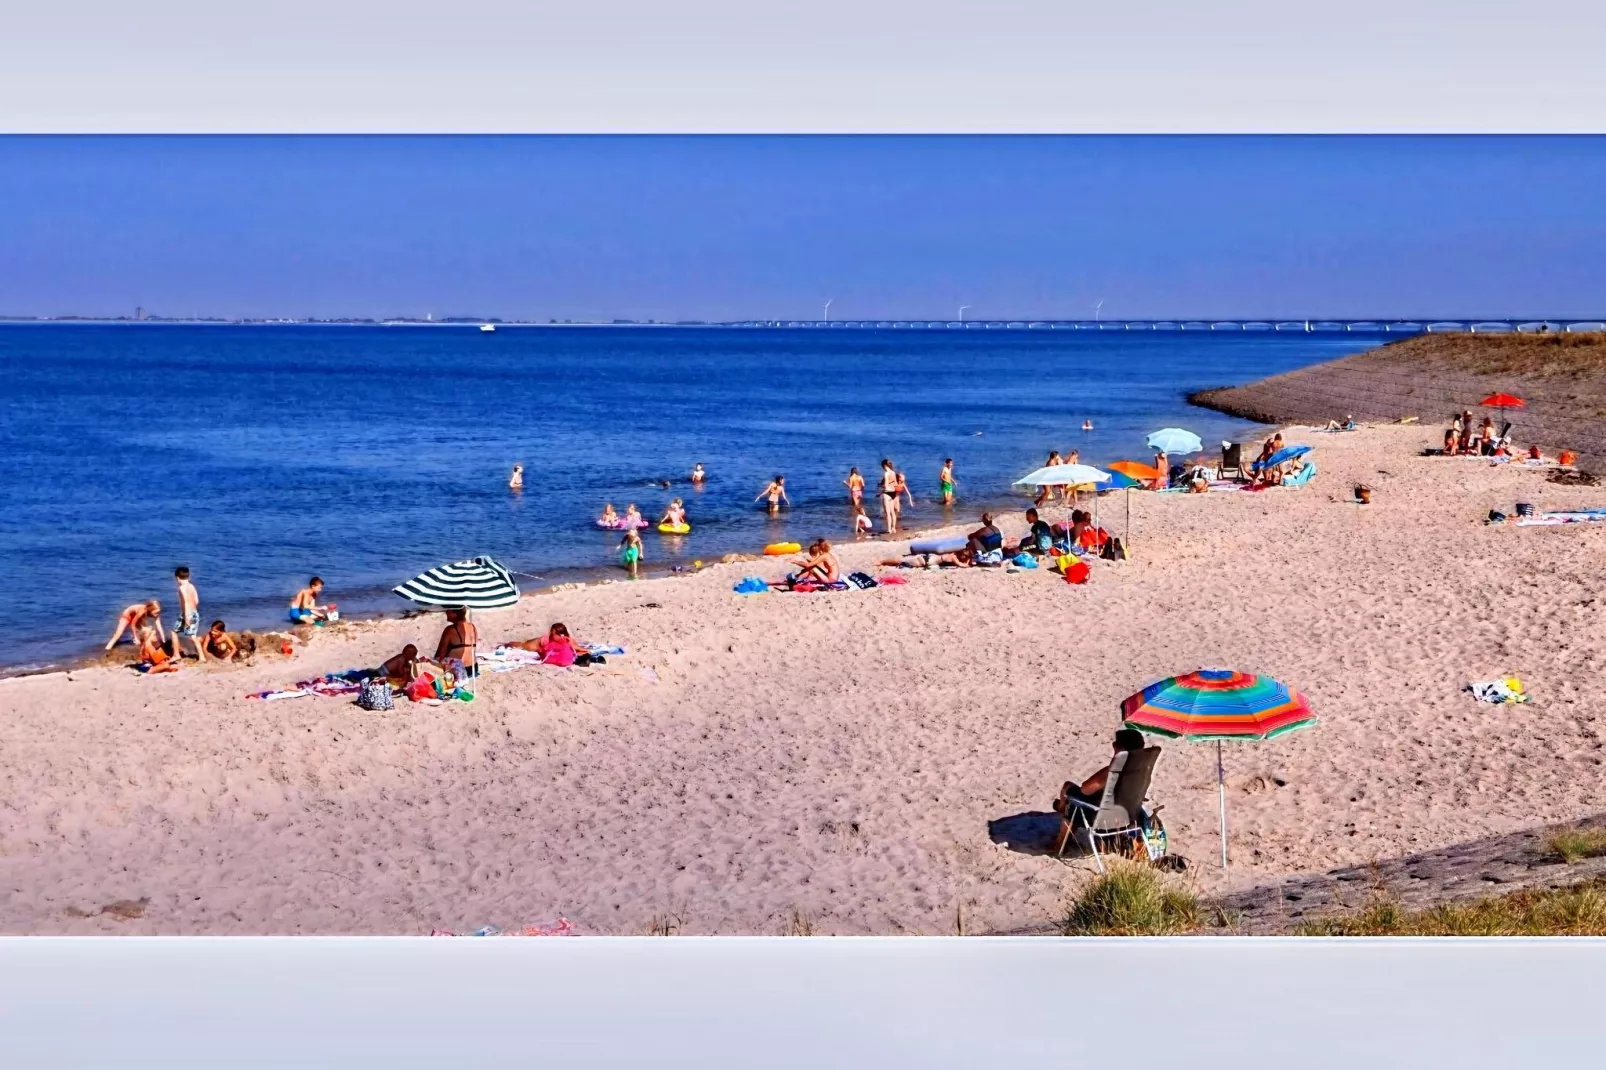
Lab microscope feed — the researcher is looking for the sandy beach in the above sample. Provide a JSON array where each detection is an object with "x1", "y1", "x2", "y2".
[{"x1": 3, "y1": 423, "x2": 1604, "y2": 935}]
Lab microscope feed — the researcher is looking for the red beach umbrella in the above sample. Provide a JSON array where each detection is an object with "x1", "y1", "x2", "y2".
[{"x1": 1479, "y1": 393, "x2": 1525, "y2": 409}]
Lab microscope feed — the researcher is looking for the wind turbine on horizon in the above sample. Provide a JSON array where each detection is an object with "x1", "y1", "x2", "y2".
[
  {"x1": 1095, "y1": 299, "x2": 1105, "y2": 323},
  {"x1": 959, "y1": 305, "x2": 971, "y2": 322},
  {"x1": 823, "y1": 298, "x2": 834, "y2": 323}
]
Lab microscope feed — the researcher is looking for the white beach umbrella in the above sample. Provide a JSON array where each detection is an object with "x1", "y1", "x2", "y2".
[
  {"x1": 1014, "y1": 464, "x2": 1112, "y2": 537},
  {"x1": 393, "y1": 555, "x2": 520, "y2": 691}
]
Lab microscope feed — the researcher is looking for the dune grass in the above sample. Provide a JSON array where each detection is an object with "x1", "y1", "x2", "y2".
[
  {"x1": 1545, "y1": 828, "x2": 1606, "y2": 864},
  {"x1": 1062, "y1": 862, "x2": 1200, "y2": 936},
  {"x1": 1296, "y1": 879, "x2": 1606, "y2": 936}
]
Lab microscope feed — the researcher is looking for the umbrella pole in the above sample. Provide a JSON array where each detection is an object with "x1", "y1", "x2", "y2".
[
  {"x1": 1125, "y1": 487, "x2": 1131, "y2": 546},
  {"x1": 1217, "y1": 740, "x2": 1229, "y2": 875}
]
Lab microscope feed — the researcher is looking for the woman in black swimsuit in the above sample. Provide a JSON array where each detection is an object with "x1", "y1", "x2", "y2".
[{"x1": 434, "y1": 608, "x2": 479, "y2": 671}]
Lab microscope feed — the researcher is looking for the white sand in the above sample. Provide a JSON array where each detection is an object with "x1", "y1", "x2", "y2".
[{"x1": 3, "y1": 425, "x2": 1604, "y2": 934}]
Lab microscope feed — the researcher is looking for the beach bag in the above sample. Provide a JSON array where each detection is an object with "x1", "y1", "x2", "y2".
[
  {"x1": 1515, "y1": 502, "x2": 1534, "y2": 518},
  {"x1": 1064, "y1": 561, "x2": 1090, "y2": 585},
  {"x1": 405, "y1": 672, "x2": 437, "y2": 703},
  {"x1": 357, "y1": 677, "x2": 394, "y2": 711},
  {"x1": 1486, "y1": 510, "x2": 1507, "y2": 524},
  {"x1": 847, "y1": 571, "x2": 878, "y2": 589},
  {"x1": 1011, "y1": 553, "x2": 1038, "y2": 569}
]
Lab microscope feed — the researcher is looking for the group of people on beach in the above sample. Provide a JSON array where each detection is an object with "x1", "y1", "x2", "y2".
[
  {"x1": 105, "y1": 571, "x2": 336, "y2": 671},
  {"x1": 1442, "y1": 410, "x2": 1514, "y2": 458}
]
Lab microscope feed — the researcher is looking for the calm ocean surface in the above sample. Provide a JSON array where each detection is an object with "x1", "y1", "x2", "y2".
[{"x1": 0, "y1": 325, "x2": 1386, "y2": 671}]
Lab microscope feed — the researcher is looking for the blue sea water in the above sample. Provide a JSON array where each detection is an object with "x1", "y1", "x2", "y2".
[{"x1": 0, "y1": 324, "x2": 1386, "y2": 672}]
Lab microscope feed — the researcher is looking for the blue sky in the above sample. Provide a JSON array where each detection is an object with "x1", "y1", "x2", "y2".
[{"x1": 2, "y1": 136, "x2": 1602, "y2": 321}]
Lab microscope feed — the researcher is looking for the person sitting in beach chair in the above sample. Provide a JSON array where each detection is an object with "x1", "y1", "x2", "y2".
[
  {"x1": 1324, "y1": 415, "x2": 1358, "y2": 431},
  {"x1": 1050, "y1": 729, "x2": 1164, "y2": 868}
]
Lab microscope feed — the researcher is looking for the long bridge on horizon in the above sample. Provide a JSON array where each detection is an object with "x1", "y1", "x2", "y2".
[{"x1": 715, "y1": 318, "x2": 1606, "y2": 333}]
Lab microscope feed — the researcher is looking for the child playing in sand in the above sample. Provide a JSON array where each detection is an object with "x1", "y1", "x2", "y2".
[
  {"x1": 756, "y1": 475, "x2": 790, "y2": 516},
  {"x1": 106, "y1": 599, "x2": 162, "y2": 651},
  {"x1": 619, "y1": 528, "x2": 644, "y2": 578},
  {"x1": 378, "y1": 644, "x2": 422, "y2": 684},
  {"x1": 852, "y1": 501, "x2": 873, "y2": 537},
  {"x1": 172, "y1": 567, "x2": 206, "y2": 662},
  {"x1": 289, "y1": 577, "x2": 329, "y2": 624},
  {"x1": 136, "y1": 623, "x2": 179, "y2": 673},
  {"x1": 845, "y1": 467, "x2": 865, "y2": 504},
  {"x1": 939, "y1": 459, "x2": 955, "y2": 506},
  {"x1": 205, "y1": 620, "x2": 241, "y2": 661}
]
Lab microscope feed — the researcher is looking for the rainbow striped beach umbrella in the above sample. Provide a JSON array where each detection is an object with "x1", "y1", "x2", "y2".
[{"x1": 1121, "y1": 668, "x2": 1316, "y2": 872}]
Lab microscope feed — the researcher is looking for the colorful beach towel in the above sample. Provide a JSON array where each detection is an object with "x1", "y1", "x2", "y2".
[
  {"x1": 1467, "y1": 677, "x2": 1529, "y2": 705},
  {"x1": 1517, "y1": 508, "x2": 1606, "y2": 527}
]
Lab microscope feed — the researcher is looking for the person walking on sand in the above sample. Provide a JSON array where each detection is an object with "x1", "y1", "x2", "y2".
[
  {"x1": 939, "y1": 458, "x2": 956, "y2": 506},
  {"x1": 879, "y1": 458, "x2": 900, "y2": 533},
  {"x1": 845, "y1": 466, "x2": 865, "y2": 505},
  {"x1": 756, "y1": 475, "x2": 789, "y2": 516},
  {"x1": 106, "y1": 599, "x2": 163, "y2": 651},
  {"x1": 172, "y1": 566, "x2": 207, "y2": 662},
  {"x1": 509, "y1": 463, "x2": 524, "y2": 490},
  {"x1": 619, "y1": 527, "x2": 645, "y2": 578}
]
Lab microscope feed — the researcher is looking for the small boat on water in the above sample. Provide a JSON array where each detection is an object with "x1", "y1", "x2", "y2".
[{"x1": 480, "y1": 323, "x2": 496, "y2": 333}]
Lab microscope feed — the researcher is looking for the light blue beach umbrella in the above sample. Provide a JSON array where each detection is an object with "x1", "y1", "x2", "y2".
[
  {"x1": 1146, "y1": 428, "x2": 1203, "y2": 455},
  {"x1": 1253, "y1": 444, "x2": 1313, "y2": 472}
]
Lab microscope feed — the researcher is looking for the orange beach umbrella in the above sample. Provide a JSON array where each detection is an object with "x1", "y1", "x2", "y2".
[{"x1": 1479, "y1": 393, "x2": 1525, "y2": 409}]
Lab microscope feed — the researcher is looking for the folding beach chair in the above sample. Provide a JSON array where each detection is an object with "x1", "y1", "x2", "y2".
[
  {"x1": 1220, "y1": 442, "x2": 1245, "y2": 481},
  {"x1": 1052, "y1": 746, "x2": 1164, "y2": 872}
]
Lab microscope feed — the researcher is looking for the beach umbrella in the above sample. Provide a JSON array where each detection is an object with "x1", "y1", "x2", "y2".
[
  {"x1": 1120, "y1": 668, "x2": 1316, "y2": 875},
  {"x1": 1013, "y1": 462, "x2": 1112, "y2": 490},
  {"x1": 393, "y1": 555, "x2": 520, "y2": 691},
  {"x1": 1146, "y1": 427, "x2": 1203, "y2": 456},
  {"x1": 393, "y1": 556, "x2": 520, "y2": 609},
  {"x1": 1014, "y1": 463, "x2": 1111, "y2": 535},
  {"x1": 1105, "y1": 461, "x2": 1159, "y2": 544},
  {"x1": 1480, "y1": 392, "x2": 1525, "y2": 424},
  {"x1": 1252, "y1": 443, "x2": 1313, "y2": 473}
]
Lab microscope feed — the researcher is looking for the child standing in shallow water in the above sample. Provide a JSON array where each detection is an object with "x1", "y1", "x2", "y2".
[
  {"x1": 939, "y1": 458, "x2": 955, "y2": 506},
  {"x1": 619, "y1": 528, "x2": 644, "y2": 578},
  {"x1": 845, "y1": 467, "x2": 864, "y2": 505},
  {"x1": 852, "y1": 501, "x2": 873, "y2": 537}
]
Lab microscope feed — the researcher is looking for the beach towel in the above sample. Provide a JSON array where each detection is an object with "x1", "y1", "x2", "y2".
[
  {"x1": 1517, "y1": 509, "x2": 1606, "y2": 527},
  {"x1": 878, "y1": 574, "x2": 908, "y2": 585},
  {"x1": 1011, "y1": 553, "x2": 1039, "y2": 568},
  {"x1": 1467, "y1": 677, "x2": 1529, "y2": 705}
]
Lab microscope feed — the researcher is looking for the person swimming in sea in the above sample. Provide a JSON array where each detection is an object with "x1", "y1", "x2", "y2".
[
  {"x1": 845, "y1": 466, "x2": 865, "y2": 505},
  {"x1": 509, "y1": 463, "x2": 524, "y2": 490},
  {"x1": 598, "y1": 502, "x2": 620, "y2": 528},
  {"x1": 756, "y1": 475, "x2": 789, "y2": 516},
  {"x1": 690, "y1": 463, "x2": 706, "y2": 486},
  {"x1": 1082, "y1": 420, "x2": 1093, "y2": 432}
]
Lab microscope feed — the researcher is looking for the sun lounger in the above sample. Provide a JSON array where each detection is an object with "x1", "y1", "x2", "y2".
[
  {"x1": 1052, "y1": 746, "x2": 1163, "y2": 872},
  {"x1": 1282, "y1": 462, "x2": 1316, "y2": 488}
]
